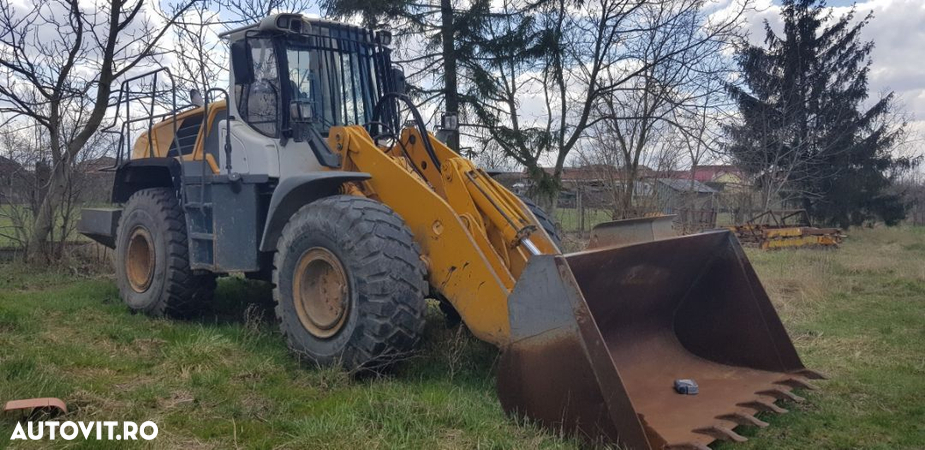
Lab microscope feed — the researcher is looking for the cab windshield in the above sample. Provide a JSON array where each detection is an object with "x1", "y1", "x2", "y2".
[{"x1": 286, "y1": 37, "x2": 381, "y2": 132}]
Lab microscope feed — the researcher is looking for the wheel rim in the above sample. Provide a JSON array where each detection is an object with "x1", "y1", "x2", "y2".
[
  {"x1": 293, "y1": 247, "x2": 350, "y2": 339},
  {"x1": 126, "y1": 226, "x2": 155, "y2": 293}
]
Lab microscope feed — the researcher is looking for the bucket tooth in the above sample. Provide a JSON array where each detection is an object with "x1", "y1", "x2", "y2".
[
  {"x1": 693, "y1": 425, "x2": 748, "y2": 443},
  {"x1": 717, "y1": 412, "x2": 769, "y2": 428},
  {"x1": 776, "y1": 377, "x2": 819, "y2": 391},
  {"x1": 794, "y1": 368, "x2": 828, "y2": 380},
  {"x1": 759, "y1": 388, "x2": 805, "y2": 403},
  {"x1": 739, "y1": 399, "x2": 788, "y2": 414}
]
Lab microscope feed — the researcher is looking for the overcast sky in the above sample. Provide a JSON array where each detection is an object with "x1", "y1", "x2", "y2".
[
  {"x1": 132, "y1": 0, "x2": 925, "y2": 164},
  {"x1": 749, "y1": 0, "x2": 925, "y2": 155}
]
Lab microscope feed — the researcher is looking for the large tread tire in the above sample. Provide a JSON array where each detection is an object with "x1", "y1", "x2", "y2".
[
  {"x1": 272, "y1": 195, "x2": 427, "y2": 372},
  {"x1": 115, "y1": 188, "x2": 215, "y2": 317},
  {"x1": 519, "y1": 195, "x2": 562, "y2": 247}
]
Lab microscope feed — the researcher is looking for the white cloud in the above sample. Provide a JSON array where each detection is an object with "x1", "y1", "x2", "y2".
[
  {"x1": 844, "y1": 0, "x2": 925, "y2": 149},
  {"x1": 743, "y1": 0, "x2": 925, "y2": 153}
]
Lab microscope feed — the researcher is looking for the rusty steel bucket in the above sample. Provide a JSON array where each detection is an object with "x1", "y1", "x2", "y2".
[
  {"x1": 588, "y1": 215, "x2": 677, "y2": 249},
  {"x1": 498, "y1": 229, "x2": 823, "y2": 449}
]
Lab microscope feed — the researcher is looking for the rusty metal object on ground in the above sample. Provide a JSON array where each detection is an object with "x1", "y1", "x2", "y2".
[
  {"x1": 729, "y1": 209, "x2": 843, "y2": 249},
  {"x1": 498, "y1": 230, "x2": 824, "y2": 449},
  {"x1": 3, "y1": 398, "x2": 67, "y2": 415},
  {"x1": 588, "y1": 215, "x2": 677, "y2": 249}
]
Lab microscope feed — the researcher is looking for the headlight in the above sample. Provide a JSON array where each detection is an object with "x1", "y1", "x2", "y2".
[{"x1": 376, "y1": 30, "x2": 392, "y2": 46}]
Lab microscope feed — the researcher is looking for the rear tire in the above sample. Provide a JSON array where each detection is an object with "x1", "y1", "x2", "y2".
[
  {"x1": 272, "y1": 195, "x2": 427, "y2": 372},
  {"x1": 114, "y1": 188, "x2": 215, "y2": 317}
]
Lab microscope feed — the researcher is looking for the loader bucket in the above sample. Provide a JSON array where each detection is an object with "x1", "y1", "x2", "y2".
[
  {"x1": 588, "y1": 215, "x2": 677, "y2": 249},
  {"x1": 498, "y1": 230, "x2": 823, "y2": 449}
]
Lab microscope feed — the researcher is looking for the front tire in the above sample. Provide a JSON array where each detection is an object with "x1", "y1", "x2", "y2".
[
  {"x1": 519, "y1": 195, "x2": 561, "y2": 247},
  {"x1": 272, "y1": 196, "x2": 427, "y2": 371},
  {"x1": 114, "y1": 188, "x2": 215, "y2": 317}
]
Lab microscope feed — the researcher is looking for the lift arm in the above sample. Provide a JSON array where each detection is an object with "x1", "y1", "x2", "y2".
[{"x1": 327, "y1": 125, "x2": 558, "y2": 346}]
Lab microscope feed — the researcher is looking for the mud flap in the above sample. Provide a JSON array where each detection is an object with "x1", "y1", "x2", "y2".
[{"x1": 497, "y1": 230, "x2": 823, "y2": 449}]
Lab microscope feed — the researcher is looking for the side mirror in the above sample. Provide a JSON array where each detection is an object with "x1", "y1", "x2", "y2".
[
  {"x1": 190, "y1": 89, "x2": 204, "y2": 107},
  {"x1": 390, "y1": 66, "x2": 406, "y2": 94},
  {"x1": 230, "y1": 39, "x2": 254, "y2": 85},
  {"x1": 290, "y1": 100, "x2": 313, "y2": 123}
]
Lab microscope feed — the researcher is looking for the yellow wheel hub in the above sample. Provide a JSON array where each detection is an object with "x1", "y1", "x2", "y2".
[
  {"x1": 293, "y1": 247, "x2": 350, "y2": 338},
  {"x1": 126, "y1": 226, "x2": 155, "y2": 293}
]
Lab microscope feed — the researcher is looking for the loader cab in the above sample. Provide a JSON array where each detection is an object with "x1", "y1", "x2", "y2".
[
  {"x1": 222, "y1": 14, "x2": 404, "y2": 177},
  {"x1": 87, "y1": 15, "x2": 409, "y2": 278}
]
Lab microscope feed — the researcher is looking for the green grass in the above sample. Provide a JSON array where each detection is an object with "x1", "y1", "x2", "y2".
[
  {"x1": 715, "y1": 226, "x2": 925, "y2": 450},
  {"x1": 0, "y1": 205, "x2": 20, "y2": 247},
  {"x1": 0, "y1": 204, "x2": 94, "y2": 248},
  {"x1": 1, "y1": 227, "x2": 924, "y2": 448},
  {"x1": 554, "y1": 207, "x2": 612, "y2": 233},
  {"x1": 0, "y1": 269, "x2": 580, "y2": 449}
]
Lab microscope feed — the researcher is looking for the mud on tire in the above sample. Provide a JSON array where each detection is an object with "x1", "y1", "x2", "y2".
[
  {"x1": 115, "y1": 188, "x2": 216, "y2": 317},
  {"x1": 272, "y1": 195, "x2": 427, "y2": 372}
]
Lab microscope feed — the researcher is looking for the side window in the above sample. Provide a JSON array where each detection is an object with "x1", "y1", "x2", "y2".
[{"x1": 235, "y1": 39, "x2": 280, "y2": 137}]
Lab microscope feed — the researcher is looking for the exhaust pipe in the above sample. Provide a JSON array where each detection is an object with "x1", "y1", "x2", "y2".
[{"x1": 498, "y1": 230, "x2": 823, "y2": 449}]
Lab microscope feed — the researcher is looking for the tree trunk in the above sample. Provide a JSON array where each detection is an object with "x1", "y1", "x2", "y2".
[
  {"x1": 534, "y1": 184, "x2": 559, "y2": 215},
  {"x1": 440, "y1": 0, "x2": 459, "y2": 152},
  {"x1": 616, "y1": 166, "x2": 636, "y2": 219},
  {"x1": 28, "y1": 161, "x2": 68, "y2": 262}
]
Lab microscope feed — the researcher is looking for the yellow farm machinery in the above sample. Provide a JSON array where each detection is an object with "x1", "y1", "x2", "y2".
[
  {"x1": 730, "y1": 209, "x2": 843, "y2": 250},
  {"x1": 79, "y1": 14, "x2": 822, "y2": 449}
]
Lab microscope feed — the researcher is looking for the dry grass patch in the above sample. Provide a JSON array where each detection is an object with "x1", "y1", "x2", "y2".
[{"x1": 1, "y1": 226, "x2": 923, "y2": 449}]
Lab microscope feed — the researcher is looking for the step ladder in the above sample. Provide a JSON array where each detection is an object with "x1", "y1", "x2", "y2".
[{"x1": 184, "y1": 173, "x2": 215, "y2": 269}]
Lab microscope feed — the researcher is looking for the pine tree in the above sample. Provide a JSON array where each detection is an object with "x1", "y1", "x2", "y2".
[
  {"x1": 726, "y1": 0, "x2": 914, "y2": 227},
  {"x1": 322, "y1": 0, "x2": 509, "y2": 153}
]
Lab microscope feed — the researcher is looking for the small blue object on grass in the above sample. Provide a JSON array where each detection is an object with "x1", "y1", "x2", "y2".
[{"x1": 674, "y1": 379, "x2": 698, "y2": 395}]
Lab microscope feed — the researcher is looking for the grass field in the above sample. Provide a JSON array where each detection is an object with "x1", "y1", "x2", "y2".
[
  {"x1": 0, "y1": 204, "x2": 95, "y2": 249},
  {"x1": 0, "y1": 227, "x2": 923, "y2": 449},
  {"x1": 553, "y1": 207, "x2": 612, "y2": 234},
  {"x1": 0, "y1": 205, "x2": 21, "y2": 248}
]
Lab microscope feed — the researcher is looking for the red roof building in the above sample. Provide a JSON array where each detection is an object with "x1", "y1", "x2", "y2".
[{"x1": 670, "y1": 165, "x2": 745, "y2": 183}]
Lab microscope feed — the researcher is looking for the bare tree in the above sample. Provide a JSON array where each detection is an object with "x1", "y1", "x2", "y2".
[
  {"x1": 554, "y1": 0, "x2": 746, "y2": 219},
  {"x1": 168, "y1": 1, "x2": 225, "y2": 97},
  {"x1": 0, "y1": 124, "x2": 41, "y2": 253},
  {"x1": 217, "y1": 0, "x2": 315, "y2": 24},
  {"x1": 163, "y1": 0, "x2": 316, "y2": 108},
  {"x1": 468, "y1": 0, "x2": 751, "y2": 209},
  {"x1": 463, "y1": 133, "x2": 520, "y2": 172},
  {"x1": 0, "y1": 0, "x2": 196, "y2": 261},
  {"x1": 576, "y1": 125, "x2": 682, "y2": 218},
  {"x1": 0, "y1": 116, "x2": 116, "y2": 259},
  {"x1": 898, "y1": 169, "x2": 925, "y2": 226}
]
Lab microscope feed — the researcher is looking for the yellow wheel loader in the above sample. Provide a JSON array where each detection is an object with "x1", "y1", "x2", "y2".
[{"x1": 78, "y1": 14, "x2": 823, "y2": 449}]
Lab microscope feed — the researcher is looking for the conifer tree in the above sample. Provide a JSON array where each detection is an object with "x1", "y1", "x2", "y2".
[
  {"x1": 727, "y1": 0, "x2": 914, "y2": 226},
  {"x1": 322, "y1": 0, "x2": 509, "y2": 152}
]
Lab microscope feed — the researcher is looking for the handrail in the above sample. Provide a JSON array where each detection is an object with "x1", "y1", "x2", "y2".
[{"x1": 105, "y1": 67, "x2": 183, "y2": 170}]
